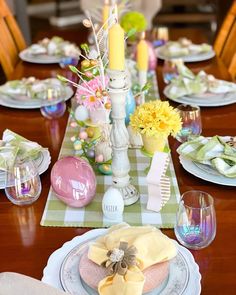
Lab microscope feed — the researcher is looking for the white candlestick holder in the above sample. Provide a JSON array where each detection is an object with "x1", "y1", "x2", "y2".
[{"x1": 106, "y1": 68, "x2": 140, "y2": 206}]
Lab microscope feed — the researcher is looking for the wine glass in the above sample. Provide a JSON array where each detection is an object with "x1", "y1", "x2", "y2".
[
  {"x1": 174, "y1": 190, "x2": 216, "y2": 250},
  {"x1": 40, "y1": 87, "x2": 66, "y2": 119},
  {"x1": 5, "y1": 157, "x2": 42, "y2": 206},
  {"x1": 162, "y1": 59, "x2": 179, "y2": 84},
  {"x1": 176, "y1": 104, "x2": 202, "y2": 142}
]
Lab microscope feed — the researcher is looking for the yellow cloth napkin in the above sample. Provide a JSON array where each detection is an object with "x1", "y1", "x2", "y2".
[{"x1": 88, "y1": 223, "x2": 177, "y2": 295}]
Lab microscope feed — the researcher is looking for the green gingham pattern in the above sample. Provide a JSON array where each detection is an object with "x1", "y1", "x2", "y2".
[{"x1": 40, "y1": 73, "x2": 180, "y2": 228}]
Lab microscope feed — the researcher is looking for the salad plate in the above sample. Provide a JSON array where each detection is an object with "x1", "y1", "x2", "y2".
[
  {"x1": 19, "y1": 36, "x2": 80, "y2": 64},
  {"x1": 179, "y1": 155, "x2": 236, "y2": 186},
  {"x1": 156, "y1": 39, "x2": 215, "y2": 62},
  {"x1": 164, "y1": 87, "x2": 236, "y2": 107},
  {"x1": 42, "y1": 229, "x2": 201, "y2": 295},
  {"x1": 0, "y1": 78, "x2": 74, "y2": 109}
]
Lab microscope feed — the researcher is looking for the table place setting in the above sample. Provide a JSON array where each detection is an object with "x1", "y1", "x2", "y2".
[
  {"x1": 19, "y1": 36, "x2": 81, "y2": 64},
  {"x1": 177, "y1": 135, "x2": 236, "y2": 186},
  {"x1": 0, "y1": 129, "x2": 51, "y2": 191},
  {"x1": 156, "y1": 37, "x2": 215, "y2": 62},
  {"x1": 163, "y1": 62, "x2": 236, "y2": 106},
  {"x1": 42, "y1": 223, "x2": 201, "y2": 295},
  {"x1": 0, "y1": 77, "x2": 73, "y2": 109}
]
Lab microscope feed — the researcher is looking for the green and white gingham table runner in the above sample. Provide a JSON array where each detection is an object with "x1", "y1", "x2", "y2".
[{"x1": 41, "y1": 73, "x2": 181, "y2": 228}]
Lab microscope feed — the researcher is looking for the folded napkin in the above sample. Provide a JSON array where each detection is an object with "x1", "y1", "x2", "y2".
[
  {"x1": 0, "y1": 129, "x2": 44, "y2": 171},
  {"x1": 159, "y1": 38, "x2": 212, "y2": 58},
  {"x1": 177, "y1": 136, "x2": 236, "y2": 178},
  {"x1": 27, "y1": 36, "x2": 81, "y2": 58},
  {"x1": 88, "y1": 223, "x2": 177, "y2": 295},
  {"x1": 0, "y1": 77, "x2": 66, "y2": 100},
  {"x1": 0, "y1": 272, "x2": 69, "y2": 295},
  {"x1": 165, "y1": 63, "x2": 236, "y2": 100}
]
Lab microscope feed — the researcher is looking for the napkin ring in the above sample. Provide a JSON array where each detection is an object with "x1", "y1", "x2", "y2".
[{"x1": 102, "y1": 241, "x2": 137, "y2": 276}]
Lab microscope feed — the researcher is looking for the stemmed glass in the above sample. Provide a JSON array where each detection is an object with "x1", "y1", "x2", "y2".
[
  {"x1": 176, "y1": 104, "x2": 202, "y2": 142},
  {"x1": 174, "y1": 190, "x2": 216, "y2": 250},
  {"x1": 5, "y1": 157, "x2": 41, "y2": 206}
]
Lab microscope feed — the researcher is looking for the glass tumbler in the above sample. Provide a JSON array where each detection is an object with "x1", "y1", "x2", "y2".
[
  {"x1": 176, "y1": 104, "x2": 202, "y2": 142},
  {"x1": 40, "y1": 88, "x2": 66, "y2": 119},
  {"x1": 5, "y1": 157, "x2": 42, "y2": 206},
  {"x1": 174, "y1": 190, "x2": 216, "y2": 250}
]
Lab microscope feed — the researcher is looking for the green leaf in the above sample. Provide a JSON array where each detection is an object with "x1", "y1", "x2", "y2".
[
  {"x1": 69, "y1": 65, "x2": 78, "y2": 73},
  {"x1": 126, "y1": 28, "x2": 137, "y2": 39},
  {"x1": 57, "y1": 75, "x2": 67, "y2": 82},
  {"x1": 80, "y1": 43, "x2": 90, "y2": 53},
  {"x1": 142, "y1": 82, "x2": 151, "y2": 92}
]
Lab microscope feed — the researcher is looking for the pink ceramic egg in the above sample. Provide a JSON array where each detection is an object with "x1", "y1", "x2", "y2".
[{"x1": 51, "y1": 156, "x2": 97, "y2": 207}]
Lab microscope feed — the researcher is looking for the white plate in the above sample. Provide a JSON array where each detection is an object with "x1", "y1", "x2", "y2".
[
  {"x1": 0, "y1": 149, "x2": 51, "y2": 189},
  {"x1": 19, "y1": 49, "x2": 62, "y2": 64},
  {"x1": 0, "y1": 86, "x2": 73, "y2": 109},
  {"x1": 164, "y1": 87, "x2": 236, "y2": 107},
  {"x1": 156, "y1": 47, "x2": 215, "y2": 62},
  {"x1": 179, "y1": 155, "x2": 236, "y2": 186},
  {"x1": 42, "y1": 229, "x2": 201, "y2": 295}
]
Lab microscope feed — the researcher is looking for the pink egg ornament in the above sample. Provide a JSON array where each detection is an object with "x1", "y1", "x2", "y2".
[{"x1": 51, "y1": 156, "x2": 97, "y2": 207}]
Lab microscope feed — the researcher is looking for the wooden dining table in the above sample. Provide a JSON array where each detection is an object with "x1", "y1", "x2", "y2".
[{"x1": 0, "y1": 27, "x2": 236, "y2": 295}]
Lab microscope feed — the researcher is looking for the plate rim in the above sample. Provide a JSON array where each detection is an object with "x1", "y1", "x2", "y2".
[
  {"x1": 163, "y1": 86, "x2": 236, "y2": 107},
  {"x1": 19, "y1": 49, "x2": 61, "y2": 64},
  {"x1": 0, "y1": 86, "x2": 73, "y2": 109},
  {"x1": 156, "y1": 46, "x2": 215, "y2": 62},
  {"x1": 179, "y1": 154, "x2": 236, "y2": 186}
]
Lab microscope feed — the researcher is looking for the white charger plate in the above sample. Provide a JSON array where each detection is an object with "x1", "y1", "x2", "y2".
[
  {"x1": 19, "y1": 49, "x2": 62, "y2": 64},
  {"x1": 156, "y1": 47, "x2": 215, "y2": 62},
  {"x1": 164, "y1": 87, "x2": 236, "y2": 107},
  {"x1": 42, "y1": 229, "x2": 201, "y2": 295},
  {"x1": 0, "y1": 149, "x2": 51, "y2": 189},
  {"x1": 179, "y1": 155, "x2": 236, "y2": 186},
  {"x1": 0, "y1": 86, "x2": 73, "y2": 109}
]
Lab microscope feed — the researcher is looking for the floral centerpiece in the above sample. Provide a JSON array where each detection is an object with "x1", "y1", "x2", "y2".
[{"x1": 130, "y1": 100, "x2": 182, "y2": 154}]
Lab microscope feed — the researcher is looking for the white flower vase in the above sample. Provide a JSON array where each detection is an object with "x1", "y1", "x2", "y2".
[{"x1": 89, "y1": 108, "x2": 110, "y2": 124}]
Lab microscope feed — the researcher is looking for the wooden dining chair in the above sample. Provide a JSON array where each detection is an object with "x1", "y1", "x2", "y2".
[
  {"x1": 214, "y1": 1, "x2": 236, "y2": 80},
  {"x1": 0, "y1": 0, "x2": 27, "y2": 80}
]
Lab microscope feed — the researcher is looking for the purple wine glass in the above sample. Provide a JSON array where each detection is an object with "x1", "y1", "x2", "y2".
[{"x1": 174, "y1": 190, "x2": 216, "y2": 250}]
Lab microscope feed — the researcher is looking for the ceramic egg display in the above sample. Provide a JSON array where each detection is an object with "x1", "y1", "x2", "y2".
[
  {"x1": 51, "y1": 156, "x2": 96, "y2": 207},
  {"x1": 74, "y1": 105, "x2": 89, "y2": 122},
  {"x1": 102, "y1": 187, "x2": 124, "y2": 220}
]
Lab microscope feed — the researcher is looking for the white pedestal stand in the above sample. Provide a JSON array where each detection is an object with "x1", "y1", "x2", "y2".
[{"x1": 107, "y1": 69, "x2": 140, "y2": 206}]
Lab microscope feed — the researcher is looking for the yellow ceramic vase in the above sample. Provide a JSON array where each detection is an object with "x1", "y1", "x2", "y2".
[{"x1": 142, "y1": 133, "x2": 166, "y2": 154}]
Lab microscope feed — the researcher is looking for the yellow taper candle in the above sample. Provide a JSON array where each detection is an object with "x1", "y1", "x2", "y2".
[
  {"x1": 108, "y1": 21, "x2": 125, "y2": 71},
  {"x1": 137, "y1": 35, "x2": 149, "y2": 71},
  {"x1": 102, "y1": 0, "x2": 110, "y2": 29}
]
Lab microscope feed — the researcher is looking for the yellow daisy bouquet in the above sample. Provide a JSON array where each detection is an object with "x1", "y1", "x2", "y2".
[{"x1": 130, "y1": 101, "x2": 182, "y2": 138}]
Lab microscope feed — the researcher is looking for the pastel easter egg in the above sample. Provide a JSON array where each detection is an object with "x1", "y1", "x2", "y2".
[
  {"x1": 95, "y1": 154, "x2": 104, "y2": 163},
  {"x1": 102, "y1": 187, "x2": 124, "y2": 220},
  {"x1": 79, "y1": 131, "x2": 88, "y2": 140},
  {"x1": 74, "y1": 105, "x2": 89, "y2": 122},
  {"x1": 86, "y1": 149, "x2": 95, "y2": 158},
  {"x1": 86, "y1": 127, "x2": 94, "y2": 138},
  {"x1": 51, "y1": 156, "x2": 96, "y2": 207}
]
